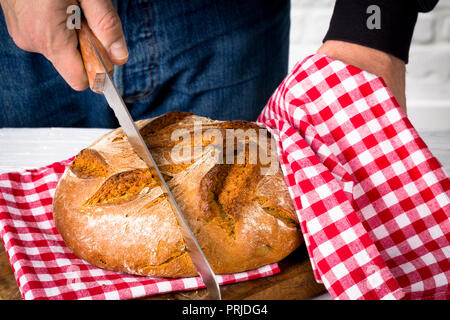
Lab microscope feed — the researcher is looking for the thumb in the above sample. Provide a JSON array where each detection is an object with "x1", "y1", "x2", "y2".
[{"x1": 79, "y1": 0, "x2": 128, "y2": 65}]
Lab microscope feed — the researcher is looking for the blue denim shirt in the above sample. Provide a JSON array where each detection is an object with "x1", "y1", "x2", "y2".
[{"x1": 0, "y1": 0, "x2": 290, "y2": 128}]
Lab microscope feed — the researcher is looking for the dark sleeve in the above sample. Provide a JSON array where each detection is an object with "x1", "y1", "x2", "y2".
[{"x1": 323, "y1": 0, "x2": 439, "y2": 63}]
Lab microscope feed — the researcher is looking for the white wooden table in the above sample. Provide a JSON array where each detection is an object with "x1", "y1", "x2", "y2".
[
  {"x1": 1, "y1": 128, "x2": 448, "y2": 175},
  {"x1": 0, "y1": 128, "x2": 448, "y2": 301},
  {"x1": 0, "y1": 128, "x2": 109, "y2": 174}
]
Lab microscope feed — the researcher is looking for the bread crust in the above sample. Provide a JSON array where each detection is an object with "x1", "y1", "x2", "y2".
[{"x1": 53, "y1": 112, "x2": 302, "y2": 277}]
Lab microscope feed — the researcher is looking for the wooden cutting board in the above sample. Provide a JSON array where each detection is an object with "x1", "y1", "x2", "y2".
[{"x1": 0, "y1": 242, "x2": 326, "y2": 300}]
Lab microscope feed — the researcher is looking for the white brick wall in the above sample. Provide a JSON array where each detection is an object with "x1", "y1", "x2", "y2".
[{"x1": 289, "y1": 0, "x2": 450, "y2": 129}]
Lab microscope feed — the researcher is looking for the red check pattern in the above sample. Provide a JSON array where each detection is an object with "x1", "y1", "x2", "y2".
[
  {"x1": 257, "y1": 54, "x2": 450, "y2": 300},
  {"x1": 0, "y1": 159, "x2": 279, "y2": 300}
]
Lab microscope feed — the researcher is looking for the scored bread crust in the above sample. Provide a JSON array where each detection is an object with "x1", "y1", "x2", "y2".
[{"x1": 53, "y1": 111, "x2": 302, "y2": 277}]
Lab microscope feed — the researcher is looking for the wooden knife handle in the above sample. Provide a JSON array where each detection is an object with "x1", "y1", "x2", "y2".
[{"x1": 77, "y1": 20, "x2": 114, "y2": 93}]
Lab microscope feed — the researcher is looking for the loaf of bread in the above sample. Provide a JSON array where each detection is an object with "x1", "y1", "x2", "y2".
[{"x1": 53, "y1": 111, "x2": 302, "y2": 277}]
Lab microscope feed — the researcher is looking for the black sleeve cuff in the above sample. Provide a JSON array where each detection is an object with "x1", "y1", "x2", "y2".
[
  {"x1": 416, "y1": 0, "x2": 439, "y2": 12},
  {"x1": 323, "y1": 0, "x2": 420, "y2": 63}
]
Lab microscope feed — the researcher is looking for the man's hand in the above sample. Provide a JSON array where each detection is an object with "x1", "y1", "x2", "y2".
[
  {"x1": 0, "y1": 0, "x2": 128, "y2": 91},
  {"x1": 318, "y1": 40, "x2": 407, "y2": 113}
]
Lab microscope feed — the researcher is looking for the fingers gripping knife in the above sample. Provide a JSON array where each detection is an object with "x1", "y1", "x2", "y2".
[{"x1": 76, "y1": 20, "x2": 221, "y2": 300}]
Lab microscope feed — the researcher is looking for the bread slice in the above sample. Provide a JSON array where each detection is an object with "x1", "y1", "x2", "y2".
[{"x1": 53, "y1": 111, "x2": 302, "y2": 277}]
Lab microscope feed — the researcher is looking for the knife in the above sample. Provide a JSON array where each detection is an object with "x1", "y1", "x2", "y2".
[{"x1": 76, "y1": 20, "x2": 221, "y2": 300}]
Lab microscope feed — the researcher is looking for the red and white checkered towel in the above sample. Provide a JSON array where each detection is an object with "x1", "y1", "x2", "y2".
[
  {"x1": 257, "y1": 54, "x2": 450, "y2": 300},
  {"x1": 0, "y1": 158, "x2": 279, "y2": 300}
]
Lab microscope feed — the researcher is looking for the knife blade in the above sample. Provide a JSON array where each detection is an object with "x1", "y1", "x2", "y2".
[{"x1": 77, "y1": 20, "x2": 221, "y2": 300}]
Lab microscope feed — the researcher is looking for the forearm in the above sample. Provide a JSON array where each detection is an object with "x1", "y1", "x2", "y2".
[
  {"x1": 323, "y1": 0, "x2": 439, "y2": 63},
  {"x1": 317, "y1": 41, "x2": 406, "y2": 113},
  {"x1": 318, "y1": 0, "x2": 439, "y2": 113}
]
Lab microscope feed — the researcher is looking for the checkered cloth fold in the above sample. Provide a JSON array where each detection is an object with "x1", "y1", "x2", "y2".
[
  {"x1": 257, "y1": 54, "x2": 450, "y2": 300},
  {"x1": 0, "y1": 158, "x2": 279, "y2": 300}
]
